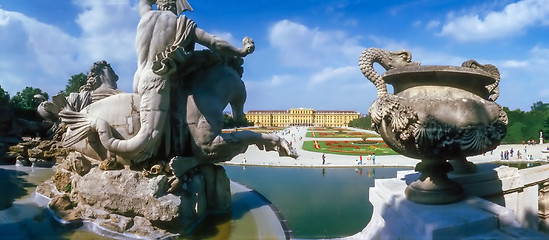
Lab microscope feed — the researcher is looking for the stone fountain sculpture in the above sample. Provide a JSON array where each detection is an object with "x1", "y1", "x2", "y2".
[
  {"x1": 359, "y1": 48, "x2": 507, "y2": 204},
  {"x1": 36, "y1": 0, "x2": 297, "y2": 237}
]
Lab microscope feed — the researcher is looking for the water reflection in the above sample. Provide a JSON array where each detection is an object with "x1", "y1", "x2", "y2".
[
  {"x1": 223, "y1": 165, "x2": 409, "y2": 239},
  {"x1": 0, "y1": 165, "x2": 108, "y2": 240},
  {"x1": 0, "y1": 168, "x2": 31, "y2": 210}
]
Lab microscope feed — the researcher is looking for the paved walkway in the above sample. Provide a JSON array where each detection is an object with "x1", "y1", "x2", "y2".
[{"x1": 223, "y1": 126, "x2": 549, "y2": 168}]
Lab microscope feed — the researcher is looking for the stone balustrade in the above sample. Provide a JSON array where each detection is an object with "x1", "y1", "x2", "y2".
[{"x1": 347, "y1": 163, "x2": 549, "y2": 239}]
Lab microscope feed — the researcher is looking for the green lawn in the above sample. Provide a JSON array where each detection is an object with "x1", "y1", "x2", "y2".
[{"x1": 302, "y1": 140, "x2": 398, "y2": 156}]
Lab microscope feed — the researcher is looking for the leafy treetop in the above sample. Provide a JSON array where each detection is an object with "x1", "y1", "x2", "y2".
[
  {"x1": 58, "y1": 73, "x2": 87, "y2": 96},
  {"x1": 9, "y1": 87, "x2": 49, "y2": 110},
  {"x1": 0, "y1": 85, "x2": 10, "y2": 106}
]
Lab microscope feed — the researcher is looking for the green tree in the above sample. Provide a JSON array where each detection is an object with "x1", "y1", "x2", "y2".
[
  {"x1": 543, "y1": 117, "x2": 549, "y2": 141},
  {"x1": 503, "y1": 104, "x2": 549, "y2": 143},
  {"x1": 9, "y1": 87, "x2": 48, "y2": 110},
  {"x1": 0, "y1": 85, "x2": 10, "y2": 106},
  {"x1": 531, "y1": 101, "x2": 548, "y2": 111},
  {"x1": 348, "y1": 116, "x2": 372, "y2": 130},
  {"x1": 59, "y1": 73, "x2": 87, "y2": 96},
  {"x1": 223, "y1": 114, "x2": 252, "y2": 128}
]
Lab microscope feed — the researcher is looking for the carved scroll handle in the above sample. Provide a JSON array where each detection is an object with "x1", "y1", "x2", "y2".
[
  {"x1": 461, "y1": 60, "x2": 500, "y2": 101},
  {"x1": 358, "y1": 48, "x2": 420, "y2": 97}
]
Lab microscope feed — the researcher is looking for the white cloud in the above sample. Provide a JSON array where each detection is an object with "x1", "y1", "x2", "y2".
[
  {"x1": 268, "y1": 19, "x2": 363, "y2": 68},
  {"x1": 310, "y1": 66, "x2": 359, "y2": 84},
  {"x1": 0, "y1": 9, "x2": 80, "y2": 96},
  {"x1": 491, "y1": 44, "x2": 549, "y2": 110},
  {"x1": 426, "y1": 20, "x2": 440, "y2": 30},
  {"x1": 243, "y1": 74, "x2": 303, "y2": 111},
  {"x1": 245, "y1": 74, "x2": 296, "y2": 91},
  {"x1": 439, "y1": 0, "x2": 549, "y2": 42},
  {"x1": 73, "y1": 0, "x2": 139, "y2": 71},
  {"x1": 0, "y1": 1, "x2": 141, "y2": 98},
  {"x1": 502, "y1": 60, "x2": 528, "y2": 68}
]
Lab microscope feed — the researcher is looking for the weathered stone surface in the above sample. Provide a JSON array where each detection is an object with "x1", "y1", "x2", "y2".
[
  {"x1": 97, "y1": 214, "x2": 134, "y2": 233},
  {"x1": 49, "y1": 193, "x2": 74, "y2": 211},
  {"x1": 30, "y1": 157, "x2": 56, "y2": 168},
  {"x1": 77, "y1": 167, "x2": 179, "y2": 223},
  {"x1": 43, "y1": 147, "x2": 70, "y2": 159},
  {"x1": 36, "y1": 179, "x2": 58, "y2": 198},
  {"x1": 199, "y1": 164, "x2": 231, "y2": 212},
  {"x1": 38, "y1": 157, "x2": 233, "y2": 238},
  {"x1": 66, "y1": 151, "x2": 91, "y2": 176},
  {"x1": 179, "y1": 173, "x2": 206, "y2": 230},
  {"x1": 7, "y1": 139, "x2": 68, "y2": 167},
  {"x1": 53, "y1": 170, "x2": 72, "y2": 193},
  {"x1": 8, "y1": 145, "x2": 25, "y2": 155},
  {"x1": 360, "y1": 48, "x2": 507, "y2": 205},
  {"x1": 213, "y1": 166, "x2": 232, "y2": 211},
  {"x1": 62, "y1": 204, "x2": 110, "y2": 222},
  {"x1": 27, "y1": 148, "x2": 43, "y2": 158},
  {"x1": 126, "y1": 216, "x2": 172, "y2": 238}
]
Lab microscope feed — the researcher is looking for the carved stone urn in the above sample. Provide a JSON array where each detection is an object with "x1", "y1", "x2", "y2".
[{"x1": 359, "y1": 48, "x2": 507, "y2": 204}]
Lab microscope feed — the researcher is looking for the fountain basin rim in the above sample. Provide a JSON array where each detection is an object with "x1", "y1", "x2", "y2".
[
  {"x1": 383, "y1": 65, "x2": 495, "y2": 86},
  {"x1": 382, "y1": 65, "x2": 495, "y2": 97},
  {"x1": 383, "y1": 65, "x2": 494, "y2": 77}
]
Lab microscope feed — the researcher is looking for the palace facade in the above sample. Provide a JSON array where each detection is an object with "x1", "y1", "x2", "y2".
[{"x1": 245, "y1": 108, "x2": 360, "y2": 127}]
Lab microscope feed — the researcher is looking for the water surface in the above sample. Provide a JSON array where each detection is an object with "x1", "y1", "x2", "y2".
[{"x1": 224, "y1": 165, "x2": 410, "y2": 239}]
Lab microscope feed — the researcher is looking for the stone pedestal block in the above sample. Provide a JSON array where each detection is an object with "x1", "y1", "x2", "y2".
[{"x1": 348, "y1": 165, "x2": 548, "y2": 239}]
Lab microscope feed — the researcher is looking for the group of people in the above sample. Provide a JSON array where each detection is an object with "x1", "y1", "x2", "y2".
[
  {"x1": 356, "y1": 154, "x2": 375, "y2": 165},
  {"x1": 320, "y1": 153, "x2": 376, "y2": 165},
  {"x1": 500, "y1": 147, "x2": 534, "y2": 160}
]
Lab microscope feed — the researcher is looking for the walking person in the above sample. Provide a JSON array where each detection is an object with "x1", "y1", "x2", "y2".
[{"x1": 322, "y1": 153, "x2": 326, "y2": 165}]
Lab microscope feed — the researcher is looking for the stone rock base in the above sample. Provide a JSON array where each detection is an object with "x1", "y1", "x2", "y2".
[{"x1": 37, "y1": 162, "x2": 231, "y2": 239}]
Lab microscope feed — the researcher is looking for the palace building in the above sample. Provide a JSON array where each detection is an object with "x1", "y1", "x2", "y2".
[{"x1": 245, "y1": 108, "x2": 360, "y2": 127}]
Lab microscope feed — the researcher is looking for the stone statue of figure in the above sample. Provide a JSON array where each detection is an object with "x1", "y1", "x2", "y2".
[
  {"x1": 37, "y1": 61, "x2": 122, "y2": 140},
  {"x1": 55, "y1": 0, "x2": 297, "y2": 170},
  {"x1": 35, "y1": 1, "x2": 297, "y2": 233},
  {"x1": 66, "y1": 60, "x2": 123, "y2": 112},
  {"x1": 119, "y1": 0, "x2": 255, "y2": 162},
  {"x1": 38, "y1": 60, "x2": 122, "y2": 122}
]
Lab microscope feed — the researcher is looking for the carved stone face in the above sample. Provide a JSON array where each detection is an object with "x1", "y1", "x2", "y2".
[
  {"x1": 87, "y1": 71, "x2": 101, "y2": 90},
  {"x1": 87, "y1": 65, "x2": 118, "y2": 89}
]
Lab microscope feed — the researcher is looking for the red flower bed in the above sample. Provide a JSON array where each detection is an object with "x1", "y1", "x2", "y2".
[{"x1": 308, "y1": 140, "x2": 394, "y2": 155}]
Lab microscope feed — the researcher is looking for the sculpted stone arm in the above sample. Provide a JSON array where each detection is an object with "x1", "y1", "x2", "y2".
[
  {"x1": 139, "y1": 0, "x2": 155, "y2": 16},
  {"x1": 194, "y1": 28, "x2": 255, "y2": 57}
]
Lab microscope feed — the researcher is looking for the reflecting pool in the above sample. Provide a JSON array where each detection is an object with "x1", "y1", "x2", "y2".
[
  {"x1": 223, "y1": 165, "x2": 411, "y2": 239},
  {"x1": 1, "y1": 164, "x2": 410, "y2": 239}
]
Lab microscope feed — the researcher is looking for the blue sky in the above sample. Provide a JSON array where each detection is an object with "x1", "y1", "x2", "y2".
[{"x1": 0, "y1": 0, "x2": 548, "y2": 114}]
